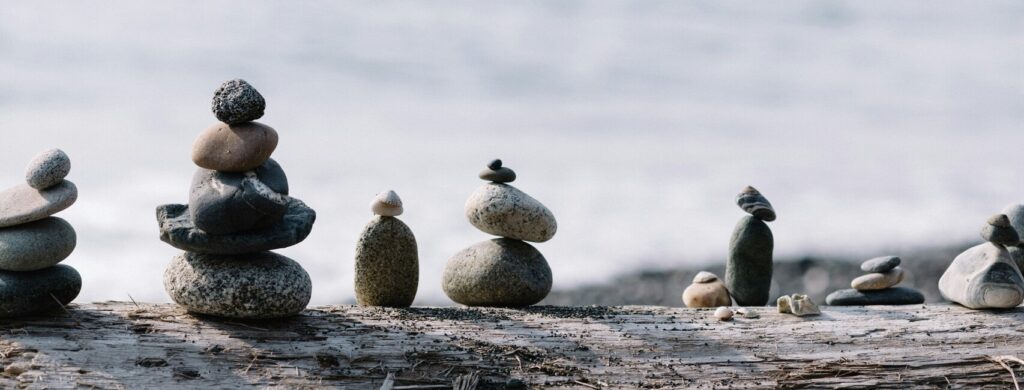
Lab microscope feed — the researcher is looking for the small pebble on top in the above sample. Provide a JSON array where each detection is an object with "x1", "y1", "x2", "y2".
[
  {"x1": 371, "y1": 190, "x2": 404, "y2": 217},
  {"x1": 25, "y1": 149, "x2": 70, "y2": 190},
  {"x1": 735, "y1": 186, "x2": 776, "y2": 222},
  {"x1": 479, "y1": 159, "x2": 517, "y2": 183},
  {"x1": 860, "y1": 255, "x2": 900, "y2": 273},
  {"x1": 212, "y1": 79, "x2": 266, "y2": 125},
  {"x1": 981, "y1": 213, "x2": 1019, "y2": 247}
]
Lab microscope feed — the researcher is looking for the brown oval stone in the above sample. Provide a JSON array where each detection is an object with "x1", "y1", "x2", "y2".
[{"x1": 191, "y1": 122, "x2": 278, "y2": 172}]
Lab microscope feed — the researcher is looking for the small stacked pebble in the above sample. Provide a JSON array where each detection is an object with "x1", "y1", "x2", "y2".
[
  {"x1": 442, "y1": 159, "x2": 557, "y2": 307},
  {"x1": 826, "y1": 255, "x2": 925, "y2": 306},
  {"x1": 0, "y1": 149, "x2": 81, "y2": 318},
  {"x1": 725, "y1": 186, "x2": 775, "y2": 306},
  {"x1": 156, "y1": 79, "x2": 316, "y2": 319},
  {"x1": 938, "y1": 214, "x2": 1024, "y2": 309},
  {"x1": 354, "y1": 190, "x2": 419, "y2": 307},
  {"x1": 682, "y1": 271, "x2": 731, "y2": 308}
]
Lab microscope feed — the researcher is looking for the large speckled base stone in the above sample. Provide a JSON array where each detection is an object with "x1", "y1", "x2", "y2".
[
  {"x1": 825, "y1": 287, "x2": 925, "y2": 306},
  {"x1": 443, "y1": 238, "x2": 552, "y2": 307},
  {"x1": 725, "y1": 216, "x2": 773, "y2": 306},
  {"x1": 157, "y1": 197, "x2": 315, "y2": 255},
  {"x1": 465, "y1": 183, "x2": 557, "y2": 243},
  {"x1": 189, "y1": 159, "x2": 289, "y2": 235},
  {"x1": 355, "y1": 216, "x2": 419, "y2": 307},
  {"x1": 164, "y1": 251, "x2": 312, "y2": 319},
  {"x1": 939, "y1": 242, "x2": 1024, "y2": 309},
  {"x1": 0, "y1": 264, "x2": 81, "y2": 318},
  {"x1": 0, "y1": 217, "x2": 76, "y2": 271},
  {"x1": 0, "y1": 181, "x2": 78, "y2": 228}
]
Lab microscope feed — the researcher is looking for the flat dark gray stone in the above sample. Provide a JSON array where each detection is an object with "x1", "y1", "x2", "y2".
[
  {"x1": 189, "y1": 159, "x2": 289, "y2": 235},
  {"x1": 157, "y1": 197, "x2": 315, "y2": 255},
  {"x1": 860, "y1": 255, "x2": 901, "y2": 273},
  {"x1": 825, "y1": 287, "x2": 925, "y2": 306},
  {"x1": 0, "y1": 264, "x2": 81, "y2": 318},
  {"x1": 443, "y1": 238, "x2": 552, "y2": 307},
  {"x1": 726, "y1": 216, "x2": 773, "y2": 306}
]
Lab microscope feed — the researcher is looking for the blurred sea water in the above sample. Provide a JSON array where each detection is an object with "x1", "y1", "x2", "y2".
[{"x1": 0, "y1": 1, "x2": 1022, "y2": 304}]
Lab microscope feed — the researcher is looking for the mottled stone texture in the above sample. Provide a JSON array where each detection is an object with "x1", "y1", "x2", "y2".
[
  {"x1": 443, "y1": 238, "x2": 552, "y2": 307},
  {"x1": 191, "y1": 122, "x2": 278, "y2": 172},
  {"x1": 726, "y1": 216, "x2": 773, "y2": 306},
  {"x1": 0, "y1": 217, "x2": 76, "y2": 271},
  {"x1": 354, "y1": 216, "x2": 419, "y2": 307},
  {"x1": 0, "y1": 264, "x2": 81, "y2": 318},
  {"x1": 826, "y1": 287, "x2": 926, "y2": 306},
  {"x1": 24, "y1": 148, "x2": 70, "y2": 190},
  {"x1": 464, "y1": 183, "x2": 556, "y2": 243},
  {"x1": 189, "y1": 159, "x2": 289, "y2": 235},
  {"x1": 0, "y1": 181, "x2": 78, "y2": 228},
  {"x1": 211, "y1": 79, "x2": 265, "y2": 125},
  {"x1": 164, "y1": 251, "x2": 311, "y2": 319},
  {"x1": 939, "y1": 242, "x2": 1024, "y2": 309},
  {"x1": 157, "y1": 197, "x2": 315, "y2": 255}
]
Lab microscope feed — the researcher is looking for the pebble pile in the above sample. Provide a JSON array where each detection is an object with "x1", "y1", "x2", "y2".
[
  {"x1": 725, "y1": 186, "x2": 775, "y2": 306},
  {"x1": 682, "y1": 271, "x2": 731, "y2": 308},
  {"x1": 156, "y1": 79, "x2": 316, "y2": 319},
  {"x1": 0, "y1": 149, "x2": 81, "y2": 318},
  {"x1": 442, "y1": 159, "x2": 556, "y2": 307},
  {"x1": 354, "y1": 190, "x2": 419, "y2": 307},
  {"x1": 938, "y1": 214, "x2": 1024, "y2": 309},
  {"x1": 826, "y1": 255, "x2": 925, "y2": 306}
]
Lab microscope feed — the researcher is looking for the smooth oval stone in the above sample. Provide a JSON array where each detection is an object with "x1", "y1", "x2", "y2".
[
  {"x1": 693, "y1": 271, "x2": 719, "y2": 284},
  {"x1": 478, "y1": 167, "x2": 516, "y2": 183},
  {"x1": 164, "y1": 251, "x2": 311, "y2": 319},
  {"x1": 736, "y1": 186, "x2": 776, "y2": 222},
  {"x1": 354, "y1": 216, "x2": 418, "y2": 307},
  {"x1": 0, "y1": 217, "x2": 76, "y2": 271},
  {"x1": 860, "y1": 256, "x2": 900, "y2": 273},
  {"x1": 714, "y1": 306, "x2": 733, "y2": 321},
  {"x1": 939, "y1": 242, "x2": 1024, "y2": 309},
  {"x1": 981, "y1": 214, "x2": 1019, "y2": 247},
  {"x1": 189, "y1": 159, "x2": 289, "y2": 235},
  {"x1": 192, "y1": 122, "x2": 278, "y2": 172},
  {"x1": 465, "y1": 183, "x2": 557, "y2": 243},
  {"x1": 157, "y1": 197, "x2": 315, "y2": 255},
  {"x1": 825, "y1": 287, "x2": 926, "y2": 306},
  {"x1": 0, "y1": 264, "x2": 81, "y2": 318},
  {"x1": 725, "y1": 216, "x2": 773, "y2": 306},
  {"x1": 682, "y1": 279, "x2": 731, "y2": 308},
  {"x1": 851, "y1": 267, "x2": 904, "y2": 291},
  {"x1": 0, "y1": 181, "x2": 77, "y2": 228},
  {"x1": 25, "y1": 149, "x2": 70, "y2": 190},
  {"x1": 370, "y1": 190, "x2": 403, "y2": 217},
  {"x1": 443, "y1": 238, "x2": 552, "y2": 307},
  {"x1": 212, "y1": 79, "x2": 266, "y2": 125}
]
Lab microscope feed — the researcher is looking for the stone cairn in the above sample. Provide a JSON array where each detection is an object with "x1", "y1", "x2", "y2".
[
  {"x1": 826, "y1": 255, "x2": 925, "y2": 306},
  {"x1": 354, "y1": 190, "x2": 419, "y2": 307},
  {"x1": 156, "y1": 79, "x2": 316, "y2": 319},
  {"x1": 0, "y1": 149, "x2": 80, "y2": 318},
  {"x1": 938, "y1": 214, "x2": 1024, "y2": 309},
  {"x1": 442, "y1": 159, "x2": 557, "y2": 307},
  {"x1": 682, "y1": 271, "x2": 731, "y2": 308},
  {"x1": 725, "y1": 186, "x2": 775, "y2": 306}
]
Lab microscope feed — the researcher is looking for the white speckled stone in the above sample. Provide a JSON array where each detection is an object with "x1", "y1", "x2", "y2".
[
  {"x1": 25, "y1": 149, "x2": 70, "y2": 190},
  {"x1": 465, "y1": 183, "x2": 556, "y2": 243},
  {"x1": 714, "y1": 306, "x2": 733, "y2": 321},
  {"x1": 0, "y1": 217, "x2": 76, "y2": 271},
  {"x1": 0, "y1": 181, "x2": 77, "y2": 228}
]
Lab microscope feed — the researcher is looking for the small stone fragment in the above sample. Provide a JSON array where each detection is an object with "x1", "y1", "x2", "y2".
[
  {"x1": 777, "y1": 294, "x2": 820, "y2": 316},
  {"x1": 24, "y1": 148, "x2": 70, "y2": 190},
  {"x1": 714, "y1": 306, "x2": 733, "y2": 321},
  {"x1": 860, "y1": 255, "x2": 901, "y2": 273},
  {"x1": 370, "y1": 190, "x2": 404, "y2": 217},
  {"x1": 735, "y1": 186, "x2": 776, "y2": 222},
  {"x1": 981, "y1": 214, "x2": 1020, "y2": 247},
  {"x1": 735, "y1": 307, "x2": 760, "y2": 319},
  {"x1": 211, "y1": 79, "x2": 266, "y2": 125},
  {"x1": 851, "y1": 267, "x2": 905, "y2": 291}
]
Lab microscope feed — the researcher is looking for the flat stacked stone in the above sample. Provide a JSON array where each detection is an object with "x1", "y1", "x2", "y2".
[
  {"x1": 937, "y1": 213, "x2": 1024, "y2": 309},
  {"x1": 354, "y1": 191, "x2": 419, "y2": 307},
  {"x1": 443, "y1": 159, "x2": 556, "y2": 307},
  {"x1": 0, "y1": 148, "x2": 81, "y2": 318},
  {"x1": 157, "y1": 79, "x2": 315, "y2": 319},
  {"x1": 725, "y1": 186, "x2": 775, "y2": 306},
  {"x1": 826, "y1": 255, "x2": 925, "y2": 306}
]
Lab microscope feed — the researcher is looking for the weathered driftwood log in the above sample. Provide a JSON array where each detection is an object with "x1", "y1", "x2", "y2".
[{"x1": 1, "y1": 302, "x2": 1024, "y2": 388}]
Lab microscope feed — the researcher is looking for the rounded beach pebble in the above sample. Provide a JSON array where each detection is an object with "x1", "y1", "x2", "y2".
[
  {"x1": 443, "y1": 238, "x2": 552, "y2": 307},
  {"x1": 354, "y1": 215, "x2": 418, "y2": 307},
  {"x1": 465, "y1": 183, "x2": 557, "y2": 242},
  {"x1": 370, "y1": 190, "x2": 404, "y2": 217},
  {"x1": 0, "y1": 264, "x2": 81, "y2": 318},
  {"x1": 0, "y1": 181, "x2": 78, "y2": 228},
  {"x1": 860, "y1": 256, "x2": 900, "y2": 273},
  {"x1": 0, "y1": 217, "x2": 76, "y2": 271},
  {"x1": 851, "y1": 267, "x2": 904, "y2": 291},
  {"x1": 192, "y1": 121, "x2": 278, "y2": 172},
  {"x1": 211, "y1": 79, "x2": 265, "y2": 125},
  {"x1": 714, "y1": 306, "x2": 733, "y2": 321},
  {"x1": 25, "y1": 149, "x2": 70, "y2": 190}
]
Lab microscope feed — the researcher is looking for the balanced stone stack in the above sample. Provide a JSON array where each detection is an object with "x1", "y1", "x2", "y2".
[
  {"x1": 682, "y1": 271, "x2": 731, "y2": 308},
  {"x1": 725, "y1": 186, "x2": 775, "y2": 306},
  {"x1": 443, "y1": 159, "x2": 556, "y2": 307},
  {"x1": 826, "y1": 256, "x2": 925, "y2": 305},
  {"x1": 354, "y1": 190, "x2": 419, "y2": 307},
  {"x1": 0, "y1": 149, "x2": 81, "y2": 318},
  {"x1": 156, "y1": 79, "x2": 316, "y2": 319},
  {"x1": 938, "y1": 214, "x2": 1024, "y2": 309}
]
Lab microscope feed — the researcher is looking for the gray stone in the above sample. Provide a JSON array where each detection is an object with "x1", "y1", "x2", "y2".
[
  {"x1": 0, "y1": 217, "x2": 76, "y2": 271},
  {"x1": 0, "y1": 181, "x2": 77, "y2": 228},
  {"x1": 443, "y1": 238, "x2": 552, "y2": 307},
  {"x1": 860, "y1": 256, "x2": 901, "y2": 273},
  {"x1": 479, "y1": 167, "x2": 516, "y2": 183},
  {"x1": 370, "y1": 190, "x2": 403, "y2": 217},
  {"x1": 725, "y1": 216, "x2": 773, "y2": 306},
  {"x1": 354, "y1": 216, "x2": 418, "y2": 307},
  {"x1": 825, "y1": 287, "x2": 925, "y2": 306},
  {"x1": 736, "y1": 186, "x2": 776, "y2": 222},
  {"x1": 487, "y1": 159, "x2": 503, "y2": 170},
  {"x1": 164, "y1": 251, "x2": 311, "y2": 319},
  {"x1": 851, "y1": 267, "x2": 904, "y2": 291},
  {"x1": 157, "y1": 197, "x2": 315, "y2": 255},
  {"x1": 938, "y1": 242, "x2": 1024, "y2": 309},
  {"x1": 981, "y1": 214, "x2": 1019, "y2": 247},
  {"x1": 211, "y1": 79, "x2": 265, "y2": 125},
  {"x1": 465, "y1": 183, "x2": 557, "y2": 243},
  {"x1": 24, "y1": 149, "x2": 70, "y2": 190},
  {"x1": 1001, "y1": 203, "x2": 1024, "y2": 269},
  {"x1": 0, "y1": 264, "x2": 81, "y2": 318},
  {"x1": 189, "y1": 159, "x2": 289, "y2": 235}
]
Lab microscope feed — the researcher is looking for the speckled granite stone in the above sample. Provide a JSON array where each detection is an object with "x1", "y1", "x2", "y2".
[
  {"x1": 0, "y1": 217, "x2": 76, "y2": 271},
  {"x1": 354, "y1": 216, "x2": 418, "y2": 307},
  {"x1": 465, "y1": 183, "x2": 556, "y2": 243},
  {"x1": 939, "y1": 242, "x2": 1024, "y2": 309},
  {"x1": 211, "y1": 79, "x2": 266, "y2": 125},
  {"x1": 826, "y1": 287, "x2": 925, "y2": 306},
  {"x1": 189, "y1": 158, "x2": 289, "y2": 235},
  {"x1": 0, "y1": 264, "x2": 81, "y2": 318},
  {"x1": 0, "y1": 181, "x2": 77, "y2": 228},
  {"x1": 157, "y1": 197, "x2": 315, "y2": 255},
  {"x1": 164, "y1": 251, "x2": 311, "y2": 319},
  {"x1": 24, "y1": 149, "x2": 70, "y2": 190},
  {"x1": 443, "y1": 238, "x2": 552, "y2": 307},
  {"x1": 725, "y1": 215, "x2": 773, "y2": 306},
  {"x1": 191, "y1": 121, "x2": 278, "y2": 172}
]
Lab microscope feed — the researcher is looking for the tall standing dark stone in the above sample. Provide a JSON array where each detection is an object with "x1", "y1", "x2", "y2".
[{"x1": 726, "y1": 216, "x2": 774, "y2": 306}]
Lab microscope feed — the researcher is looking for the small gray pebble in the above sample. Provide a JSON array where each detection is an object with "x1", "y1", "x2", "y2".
[
  {"x1": 25, "y1": 149, "x2": 70, "y2": 190},
  {"x1": 860, "y1": 255, "x2": 901, "y2": 273}
]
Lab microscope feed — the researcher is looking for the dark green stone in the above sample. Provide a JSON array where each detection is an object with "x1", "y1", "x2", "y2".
[{"x1": 726, "y1": 216, "x2": 773, "y2": 306}]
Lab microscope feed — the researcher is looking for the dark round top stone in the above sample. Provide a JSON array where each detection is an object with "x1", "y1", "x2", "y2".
[
  {"x1": 479, "y1": 167, "x2": 516, "y2": 183},
  {"x1": 212, "y1": 79, "x2": 266, "y2": 125},
  {"x1": 860, "y1": 255, "x2": 901, "y2": 273},
  {"x1": 488, "y1": 159, "x2": 503, "y2": 170},
  {"x1": 988, "y1": 214, "x2": 1012, "y2": 228}
]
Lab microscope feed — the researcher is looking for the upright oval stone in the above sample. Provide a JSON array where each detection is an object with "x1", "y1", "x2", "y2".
[
  {"x1": 25, "y1": 149, "x2": 70, "y2": 190},
  {"x1": 0, "y1": 217, "x2": 76, "y2": 271},
  {"x1": 465, "y1": 183, "x2": 557, "y2": 243},
  {"x1": 0, "y1": 264, "x2": 81, "y2": 318},
  {"x1": 355, "y1": 216, "x2": 419, "y2": 307},
  {"x1": 189, "y1": 159, "x2": 289, "y2": 235},
  {"x1": 938, "y1": 242, "x2": 1024, "y2": 309},
  {"x1": 192, "y1": 122, "x2": 278, "y2": 172},
  {"x1": 164, "y1": 251, "x2": 311, "y2": 319},
  {"x1": 725, "y1": 216, "x2": 774, "y2": 306},
  {"x1": 443, "y1": 238, "x2": 552, "y2": 307}
]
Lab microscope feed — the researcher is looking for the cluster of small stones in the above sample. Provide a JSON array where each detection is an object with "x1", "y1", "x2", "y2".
[
  {"x1": 826, "y1": 255, "x2": 925, "y2": 306},
  {"x1": 442, "y1": 159, "x2": 557, "y2": 307},
  {"x1": 725, "y1": 186, "x2": 775, "y2": 306},
  {"x1": 354, "y1": 190, "x2": 419, "y2": 307},
  {"x1": 938, "y1": 213, "x2": 1024, "y2": 309},
  {"x1": 157, "y1": 79, "x2": 315, "y2": 319},
  {"x1": 0, "y1": 148, "x2": 81, "y2": 318}
]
